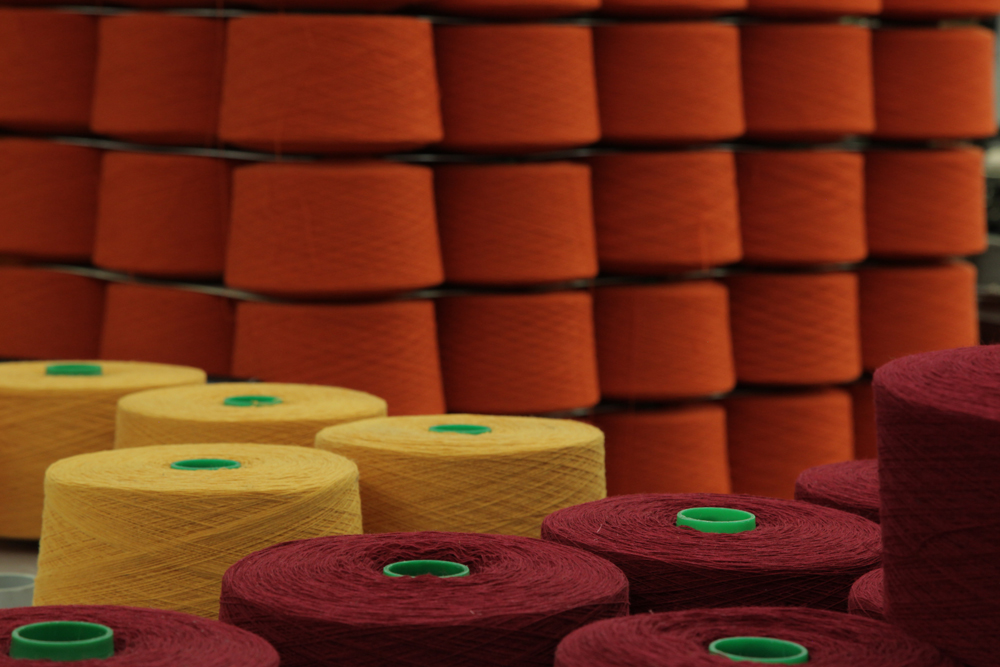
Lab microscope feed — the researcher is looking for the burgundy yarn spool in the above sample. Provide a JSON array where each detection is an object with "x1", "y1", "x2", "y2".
[
  {"x1": 543, "y1": 493, "x2": 880, "y2": 614},
  {"x1": 795, "y1": 460, "x2": 880, "y2": 523},
  {"x1": 225, "y1": 162, "x2": 441, "y2": 298},
  {"x1": 0, "y1": 605, "x2": 278, "y2": 666},
  {"x1": 0, "y1": 139, "x2": 99, "y2": 262},
  {"x1": 415, "y1": 0, "x2": 599, "y2": 17},
  {"x1": 435, "y1": 24, "x2": 598, "y2": 153},
  {"x1": 0, "y1": 9, "x2": 96, "y2": 133},
  {"x1": 745, "y1": 0, "x2": 881, "y2": 16},
  {"x1": 591, "y1": 151, "x2": 742, "y2": 274},
  {"x1": 433, "y1": 162, "x2": 597, "y2": 287},
  {"x1": 94, "y1": 152, "x2": 230, "y2": 279},
  {"x1": 91, "y1": 14, "x2": 224, "y2": 146},
  {"x1": 875, "y1": 345, "x2": 1000, "y2": 667},
  {"x1": 554, "y1": 607, "x2": 957, "y2": 667},
  {"x1": 851, "y1": 380, "x2": 877, "y2": 459},
  {"x1": 100, "y1": 283, "x2": 235, "y2": 377},
  {"x1": 849, "y1": 568, "x2": 885, "y2": 621},
  {"x1": 594, "y1": 23, "x2": 744, "y2": 144},
  {"x1": 599, "y1": 0, "x2": 747, "y2": 17},
  {"x1": 736, "y1": 150, "x2": 867, "y2": 266},
  {"x1": 219, "y1": 532, "x2": 629, "y2": 667}
]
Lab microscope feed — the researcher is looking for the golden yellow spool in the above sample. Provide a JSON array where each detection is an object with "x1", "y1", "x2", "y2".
[
  {"x1": 114, "y1": 382, "x2": 388, "y2": 449},
  {"x1": 33, "y1": 443, "x2": 362, "y2": 618},
  {"x1": 0, "y1": 360, "x2": 205, "y2": 539},
  {"x1": 314, "y1": 414, "x2": 606, "y2": 537}
]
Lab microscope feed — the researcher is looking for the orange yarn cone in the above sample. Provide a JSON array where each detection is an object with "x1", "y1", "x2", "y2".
[
  {"x1": 100, "y1": 284, "x2": 235, "y2": 378},
  {"x1": 736, "y1": 150, "x2": 867, "y2": 266},
  {"x1": 594, "y1": 23, "x2": 744, "y2": 144},
  {"x1": 599, "y1": 0, "x2": 747, "y2": 16},
  {"x1": 225, "y1": 162, "x2": 441, "y2": 298},
  {"x1": 414, "y1": 0, "x2": 598, "y2": 16},
  {"x1": 241, "y1": 0, "x2": 409, "y2": 9},
  {"x1": 437, "y1": 292, "x2": 600, "y2": 414},
  {"x1": 859, "y1": 262, "x2": 979, "y2": 372},
  {"x1": 726, "y1": 388, "x2": 854, "y2": 500},
  {"x1": 232, "y1": 300, "x2": 444, "y2": 416},
  {"x1": 866, "y1": 148, "x2": 986, "y2": 260},
  {"x1": 728, "y1": 271, "x2": 862, "y2": 386},
  {"x1": 94, "y1": 152, "x2": 230, "y2": 279},
  {"x1": 850, "y1": 380, "x2": 877, "y2": 460},
  {"x1": 873, "y1": 28, "x2": 996, "y2": 141},
  {"x1": 434, "y1": 24, "x2": 599, "y2": 153},
  {"x1": 595, "y1": 405, "x2": 731, "y2": 496},
  {"x1": 434, "y1": 162, "x2": 597, "y2": 287},
  {"x1": 594, "y1": 282, "x2": 735, "y2": 401},
  {"x1": 881, "y1": 0, "x2": 1000, "y2": 18},
  {"x1": 745, "y1": 0, "x2": 880, "y2": 15},
  {"x1": 220, "y1": 16, "x2": 441, "y2": 154},
  {"x1": 0, "y1": 9, "x2": 95, "y2": 133},
  {"x1": 91, "y1": 14, "x2": 224, "y2": 146},
  {"x1": 741, "y1": 24, "x2": 874, "y2": 140},
  {"x1": 0, "y1": 267, "x2": 104, "y2": 360},
  {"x1": 591, "y1": 151, "x2": 742, "y2": 274}
]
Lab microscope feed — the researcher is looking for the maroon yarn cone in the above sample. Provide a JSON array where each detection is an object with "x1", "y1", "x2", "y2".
[
  {"x1": 220, "y1": 532, "x2": 629, "y2": 667},
  {"x1": 795, "y1": 459, "x2": 880, "y2": 523},
  {"x1": 541, "y1": 493, "x2": 880, "y2": 613},
  {"x1": 874, "y1": 345, "x2": 1000, "y2": 667},
  {"x1": 849, "y1": 568, "x2": 885, "y2": 621}
]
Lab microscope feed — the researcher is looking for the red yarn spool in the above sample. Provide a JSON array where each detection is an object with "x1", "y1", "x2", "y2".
[
  {"x1": 437, "y1": 291, "x2": 599, "y2": 414},
  {"x1": 595, "y1": 405, "x2": 731, "y2": 496},
  {"x1": 100, "y1": 284, "x2": 235, "y2": 378},
  {"x1": 94, "y1": 152, "x2": 230, "y2": 279},
  {"x1": 849, "y1": 568, "x2": 885, "y2": 621},
  {"x1": 726, "y1": 389, "x2": 855, "y2": 500},
  {"x1": 795, "y1": 460, "x2": 880, "y2": 523},
  {"x1": 882, "y1": 0, "x2": 1000, "y2": 21},
  {"x1": 865, "y1": 148, "x2": 986, "y2": 260},
  {"x1": 91, "y1": 14, "x2": 224, "y2": 146},
  {"x1": 554, "y1": 607, "x2": 957, "y2": 667},
  {"x1": 859, "y1": 262, "x2": 979, "y2": 372},
  {"x1": 736, "y1": 151, "x2": 866, "y2": 266},
  {"x1": 0, "y1": 9, "x2": 95, "y2": 133},
  {"x1": 435, "y1": 24, "x2": 598, "y2": 153},
  {"x1": 851, "y1": 380, "x2": 877, "y2": 459},
  {"x1": 0, "y1": 605, "x2": 278, "y2": 666},
  {"x1": 745, "y1": 0, "x2": 881, "y2": 16},
  {"x1": 874, "y1": 346, "x2": 1000, "y2": 667},
  {"x1": 415, "y1": 0, "x2": 599, "y2": 17},
  {"x1": 873, "y1": 28, "x2": 996, "y2": 141},
  {"x1": 542, "y1": 493, "x2": 881, "y2": 613},
  {"x1": 591, "y1": 151, "x2": 741, "y2": 274},
  {"x1": 0, "y1": 267, "x2": 104, "y2": 360},
  {"x1": 598, "y1": 0, "x2": 747, "y2": 17},
  {"x1": 232, "y1": 300, "x2": 444, "y2": 415},
  {"x1": 728, "y1": 271, "x2": 862, "y2": 386},
  {"x1": 219, "y1": 532, "x2": 629, "y2": 667},
  {"x1": 434, "y1": 162, "x2": 597, "y2": 287},
  {"x1": 595, "y1": 23, "x2": 743, "y2": 144},
  {"x1": 741, "y1": 24, "x2": 874, "y2": 140},
  {"x1": 594, "y1": 282, "x2": 735, "y2": 401},
  {"x1": 0, "y1": 139, "x2": 99, "y2": 262},
  {"x1": 220, "y1": 16, "x2": 441, "y2": 154},
  {"x1": 225, "y1": 162, "x2": 441, "y2": 298}
]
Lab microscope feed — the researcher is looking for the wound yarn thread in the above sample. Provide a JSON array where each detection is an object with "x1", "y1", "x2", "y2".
[
  {"x1": 415, "y1": 0, "x2": 599, "y2": 17},
  {"x1": 881, "y1": 0, "x2": 1000, "y2": 17},
  {"x1": 851, "y1": 380, "x2": 877, "y2": 459},
  {"x1": 849, "y1": 568, "x2": 885, "y2": 622},
  {"x1": 599, "y1": 0, "x2": 747, "y2": 17},
  {"x1": 795, "y1": 460, "x2": 880, "y2": 523},
  {"x1": 745, "y1": 0, "x2": 881, "y2": 15}
]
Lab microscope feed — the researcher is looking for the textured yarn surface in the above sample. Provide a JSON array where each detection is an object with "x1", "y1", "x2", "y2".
[
  {"x1": 881, "y1": 0, "x2": 1000, "y2": 17},
  {"x1": 875, "y1": 345, "x2": 1000, "y2": 667},
  {"x1": 727, "y1": 389, "x2": 855, "y2": 500},
  {"x1": 0, "y1": 605, "x2": 278, "y2": 667},
  {"x1": 434, "y1": 162, "x2": 597, "y2": 286},
  {"x1": 316, "y1": 414, "x2": 605, "y2": 537},
  {"x1": 437, "y1": 292, "x2": 599, "y2": 414},
  {"x1": 220, "y1": 532, "x2": 628, "y2": 667},
  {"x1": 99, "y1": 283, "x2": 235, "y2": 377},
  {"x1": 594, "y1": 282, "x2": 735, "y2": 401},
  {"x1": 795, "y1": 460, "x2": 880, "y2": 523},
  {"x1": 851, "y1": 380, "x2": 877, "y2": 459},
  {"x1": 543, "y1": 493, "x2": 881, "y2": 613},
  {"x1": 746, "y1": 0, "x2": 881, "y2": 15},
  {"x1": 554, "y1": 607, "x2": 957, "y2": 667},
  {"x1": 599, "y1": 0, "x2": 746, "y2": 16},
  {"x1": 34, "y1": 443, "x2": 362, "y2": 618},
  {"x1": 116, "y1": 381, "x2": 386, "y2": 449},
  {"x1": 0, "y1": 360, "x2": 205, "y2": 539},
  {"x1": 595, "y1": 23, "x2": 743, "y2": 144},
  {"x1": 416, "y1": 0, "x2": 599, "y2": 16},
  {"x1": 233, "y1": 300, "x2": 445, "y2": 416},
  {"x1": 595, "y1": 405, "x2": 730, "y2": 496},
  {"x1": 728, "y1": 271, "x2": 862, "y2": 385},
  {"x1": 849, "y1": 568, "x2": 885, "y2": 621},
  {"x1": 226, "y1": 162, "x2": 441, "y2": 297}
]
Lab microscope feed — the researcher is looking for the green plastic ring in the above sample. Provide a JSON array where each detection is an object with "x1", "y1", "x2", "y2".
[
  {"x1": 223, "y1": 395, "x2": 283, "y2": 407},
  {"x1": 170, "y1": 459, "x2": 241, "y2": 471},
  {"x1": 709, "y1": 637, "x2": 809, "y2": 664},
  {"x1": 428, "y1": 424, "x2": 492, "y2": 436},
  {"x1": 45, "y1": 364, "x2": 102, "y2": 376},
  {"x1": 676, "y1": 507, "x2": 756, "y2": 534},
  {"x1": 9, "y1": 621, "x2": 114, "y2": 661},
  {"x1": 383, "y1": 560, "x2": 470, "y2": 578}
]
